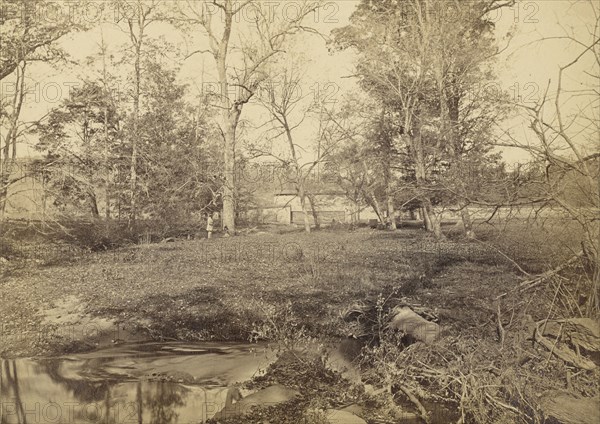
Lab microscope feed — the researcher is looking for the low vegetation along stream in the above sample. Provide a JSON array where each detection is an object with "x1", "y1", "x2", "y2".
[{"x1": 1, "y1": 228, "x2": 598, "y2": 423}]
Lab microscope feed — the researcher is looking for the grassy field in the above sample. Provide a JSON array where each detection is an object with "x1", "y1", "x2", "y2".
[
  {"x1": 0, "y1": 227, "x2": 522, "y2": 354},
  {"x1": 0, "y1": 222, "x2": 597, "y2": 423}
]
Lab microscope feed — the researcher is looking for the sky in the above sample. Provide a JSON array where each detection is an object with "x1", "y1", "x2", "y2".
[
  {"x1": 493, "y1": 0, "x2": 599, "y2": 164},
  {"x1": 4, "y1": 0, "x2": 598, "y2": 165}
]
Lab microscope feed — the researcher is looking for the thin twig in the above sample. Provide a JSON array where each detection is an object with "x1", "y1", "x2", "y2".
[
  {"x1": 518, "y1": 252, "x2": 584, "y2": 291},
  {"x1": 497, "y1": 304, "x2": 505, "y2": 349},
  {"x1": 473, "y1": 238, "x2": 531, "y2": 277},
  {"x1": 396, "y1": 384, "x2": 430, "y2": 424},
  {"x1": 543, "y1": 323, "x2": 564, "y2": 369},
  {"x1": 485, "y1": 393, "x2": 524, "y2": 416}
]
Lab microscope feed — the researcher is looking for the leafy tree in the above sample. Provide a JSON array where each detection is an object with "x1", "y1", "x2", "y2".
[
  {"x1": 33, "y1": 58, "x2": 221, "y2": 238},
  {"x1": 0, "y1": 0, "x2": 74, "y2": 217},
  {"x1": 134, "y1": 60, "x2": 221, "y2": 235},
  {"x1": 333, "y1": 0, "x2": 513, "y2": 238},
  {"x1": 33, "y1": 81, "x2": 121, "y2": 217},
  {"x1": 0, "y1": 0, "x2": 73, "y2": 81}
]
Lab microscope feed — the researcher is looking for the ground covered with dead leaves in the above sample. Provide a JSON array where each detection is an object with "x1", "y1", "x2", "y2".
[{"x1": 1, "y1": 225, "x2": 598, "y2": 423}]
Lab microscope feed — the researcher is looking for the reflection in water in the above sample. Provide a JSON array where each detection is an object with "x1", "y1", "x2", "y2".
[{"x1": 1, "y1": 342, "x2": 274, "y2": 424}]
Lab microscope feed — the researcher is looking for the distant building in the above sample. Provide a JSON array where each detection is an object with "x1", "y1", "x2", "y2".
[
  {"x1": 273, "y1": 190, "x2": 351, "y2": 225},
  {"x1": 236, "y1": 160, "x2": 386, "y2": 226},
  {"x1": 1, "y1": 158, "x2": 49, "y2": 221},
  {"x1": 243, "y1": 185, "x2": 380, "y2": 226}
]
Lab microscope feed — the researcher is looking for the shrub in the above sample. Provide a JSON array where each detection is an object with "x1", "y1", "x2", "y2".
[{"x1": 48, "y1": 219, "x2": 136, "y2": 251}]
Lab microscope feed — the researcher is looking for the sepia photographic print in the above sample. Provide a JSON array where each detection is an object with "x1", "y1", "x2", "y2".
[{"x1": 1, "y1": 1, "x2": 599, "y2": 423}]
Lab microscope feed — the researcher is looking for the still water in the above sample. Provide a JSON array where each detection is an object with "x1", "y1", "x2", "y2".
[{"x1": 1, "y1": 342, "x2": 276, "y2": 424}]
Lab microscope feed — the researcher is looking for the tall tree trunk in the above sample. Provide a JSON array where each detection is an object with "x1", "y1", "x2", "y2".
[
  {"x1": 41, "y1": 173, "x2": 47, "y2": 224},
  {"x1": 104, "y1": 121, "x2": 111, "y2": 221},
  {"x1": 299, "y1": 187, "x2": 311, "y2": 233},
  {"x1": 421, "y1": 206, "x2": 431, "y2": 230},
  {"x1": 307, "y1": 193, "x2": 320, "y2": 230},
  {"x1": 380, "y1": 109, "x2": 397, "y2": 230},
  {"x1": 350, "y1": 201, "x2": 359, "y2": 224},
  {"x1": 0, "y1": 178, "x2": 8, "y2": 219},
  {"x1": 383, "y1": 161, "x2": 397, "y2": 230},
  {"x1": 413, "y1": 132, "x2": 443, "y2": 239},
  {"x1": 0, "y1": 152, "x2": 12, "y2": 219},
  {"x1": 386, "y1": 190, "x2": 397, "y2": 230},
  {"x1": 221, "y1": 110, "x2": 239, "y2": 233},
  {"x1": 446, "y1": 74, "x2": 475, "y2": 240},
  {"x1": 460, "y1": 202, "x2": 475, "y2": 239},
  {"x1": 216, "y1": 3, "x2": 236, "y2": 233},
  {"x1": 0, "y1": 61, "x2": 25, "y2": 220},
  {"x1": 125, "y1": 1, "x2": 158, "y2": 227},
  {"x1": 89, "y1": 192, "x2": 99, "y2": 218},
  {"x1": 353, "y1": 200, "x2": 360, "y2": 224},
  {"x1": 129, "y1": 41, "x2": 140, "y2": 227},
  {"x1": 101, "y1": 30, "x2": 111, "y2": 220}
]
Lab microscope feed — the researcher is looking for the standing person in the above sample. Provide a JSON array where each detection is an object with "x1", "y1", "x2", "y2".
[{"x1": 206, "y1": 213, "x2": 214, "y2": 239}]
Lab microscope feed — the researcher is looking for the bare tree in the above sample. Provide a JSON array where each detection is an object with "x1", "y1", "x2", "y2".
[
  {"x1": 99, "y1": 30, "x2": 113, "y2": 220},
  {"x1": 331, "y1": 138, "x2": 387, "y2": 225},
  {"x1": 176, "y1": 0, "x2": 319, "y2": 232},
  {"x1": 0, "y1": 61, "x2": 27, "y2": 218},
  {"x1": 250, "y1": 65, "x2": 337, "y2": 233},
  {"x1": 323, "y1": 96, "x2": 395, "y2": 226},
  {"x1": 112, "y1": 0, "x2": 164, "y2": 225},
  {"x1": 498, "y1": 3, "x2": 599, "y2": 313}
]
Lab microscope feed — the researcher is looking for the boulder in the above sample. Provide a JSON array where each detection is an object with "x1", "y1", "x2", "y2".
[
  {"x1": 324, "y1": 409, "x2": 367, "y2": 424},
  {"x1": 387, "y1": 306, "x2": 440, "y2": 344},
  {"x1": 541, "y1": 391, "x2": 600, "y2": 424},
  {"x1": 214, "y1": 384, "x2": 299, "y2": 420}
]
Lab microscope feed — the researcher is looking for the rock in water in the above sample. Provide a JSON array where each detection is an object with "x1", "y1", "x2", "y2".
[
  {"x1": 324, "y1": 409, "x2": 368, "y2": 424},
  {"x1": 388, "y1": 306, "x2": 440, "y2": 344},
  {"x1": 541, "y1": 391, "x2": 600, "y2": 424},
  {"x1": 214, "y1": 384, "x2": 299, "y2": 420}
]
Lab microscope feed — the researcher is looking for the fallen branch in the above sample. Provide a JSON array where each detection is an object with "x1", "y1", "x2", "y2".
[
  {"x1": 518, "y1": 251, "x2": 584, "y2": 291},
  {"x1": 396, "y1": 384, "x2": 431, "y2": 424},
  {"x1": 540, "y1": 318, "x2": 600, "y2": 352},
  {"x1": 543, "y1": 323, "x2": 564, "y2": 369},
  {"x1": 485, "y1": 393, "x2": 524, "y2": 417},
  {"x1": 534, "y1": 321, "x2": 596, "y2": 370}
]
